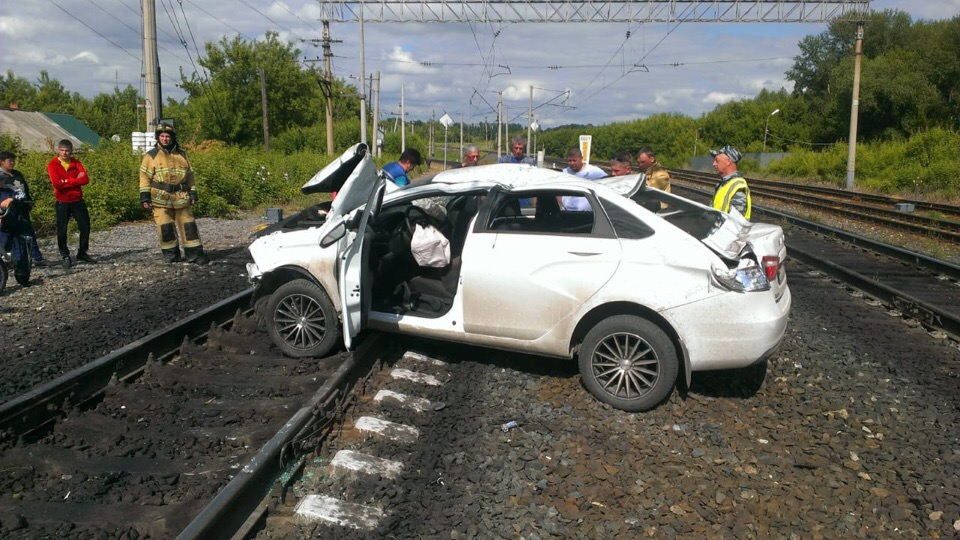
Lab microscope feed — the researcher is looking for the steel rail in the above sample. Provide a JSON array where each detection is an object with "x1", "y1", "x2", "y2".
[
  {"x1": 672, "y1": 168, "x2": 960, "y2": 217},
  {"x1": 0, "y1": 288, "x2": 255, "y2": 439},
  {"x1": 177, "y1": 333, "x2": 388, "y2": 540},
  {"x1": 672, "y1": 182, "x2": 960, "y2": 279},
  {"x1": 787, "y1": 244, "x2": 960, "y2": 340},
  {"x1": 670, "y1": 170, "x2": 960, "y2": 240}
]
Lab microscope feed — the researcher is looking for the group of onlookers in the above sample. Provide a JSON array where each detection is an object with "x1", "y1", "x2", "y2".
[
  {"x1": 380, "y1": 134, "x2": 749, "y2": 219},
  {"x1": 1, "y1": 139, "x2": 95, "y2": 288},
  {"x1": 1, "y1": 122, "x2": 210, "y2": 290}
]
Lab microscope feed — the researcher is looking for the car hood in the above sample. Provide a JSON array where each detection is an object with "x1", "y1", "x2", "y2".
[{"x1": 300, "y1": 143, "x2": 378, "y2": 221}]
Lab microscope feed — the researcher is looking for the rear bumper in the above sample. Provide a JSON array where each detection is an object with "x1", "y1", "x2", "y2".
[{"x1": 665, "y1": 284, "x2": 792, "y2": 372}]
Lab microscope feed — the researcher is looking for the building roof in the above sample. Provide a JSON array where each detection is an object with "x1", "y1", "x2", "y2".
[
  {"x1": 43, "y1": 112, "x2": 102, "y2": 148},
  {"x1": 0, "y1": 108, "x2": 101, "y2": 152}
]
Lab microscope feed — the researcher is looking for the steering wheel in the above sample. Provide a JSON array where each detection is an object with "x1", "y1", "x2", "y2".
[{"x1": 404, "y1": 204, "x2": 433, "y2": 235}]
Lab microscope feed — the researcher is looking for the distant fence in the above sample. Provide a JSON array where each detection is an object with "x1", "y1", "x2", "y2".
[{"x1": 691, "y1": 152, "x2": 790, "y2": 172}]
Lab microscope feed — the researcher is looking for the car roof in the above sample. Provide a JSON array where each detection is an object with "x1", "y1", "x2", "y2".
[{"x1": 416, "y1": 163, "x2": 622, "y2": 190}]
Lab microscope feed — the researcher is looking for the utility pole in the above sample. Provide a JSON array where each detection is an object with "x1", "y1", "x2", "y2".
[
  {"x1": 142, "y1": 0, "x2": 161, "y2": 132},
  {"x1": 845, "y1": 22, "x2": 864, "y2": 189},
  {"x1": 259, "y1": 67, "x2": 269, "y2": 152},
  {"x1": 359, "y1": 6, "x2": 367, "y2": 148},
  {"x1": 430, "y1": 110, "x2": 435, "y2": 159},
  {"x1": 321, "y1": 20, "x2": 338, "y2": 155},
  {"x1": 496, "y1": 92, "x2": 502, "y2": 158},
  {"x1": 401, "y1": 84, "x2": 406, "y2": 151},
  {"x1": 527, "y1": 85, "x2": 533, "y2": 151},
  {"x1": 373, "y1": 71, "x2": 381, "y2": 157},
  {"x1": 459, "y1": 112, "x2": 464, "y2": 161}
]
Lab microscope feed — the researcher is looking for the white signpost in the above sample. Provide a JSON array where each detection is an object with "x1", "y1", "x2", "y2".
[
  {"x1": 439, "y1": 113, "x2": 454, "y2": 170},
  {"x1": 579, "y1": 135, "x2": 593, "y2": 165}
]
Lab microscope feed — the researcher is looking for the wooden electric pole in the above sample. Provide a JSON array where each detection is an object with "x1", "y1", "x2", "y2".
[
  {"x1": 259, "y1": 67, "x2": 269, "y2": 151},
  {"x1": 142, "y1": 0, "x2": 161, "y2": 132}
]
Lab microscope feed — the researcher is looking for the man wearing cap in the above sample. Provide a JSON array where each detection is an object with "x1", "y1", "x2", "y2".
[
  {"x1": 139, "y1": 123, "x2": 209, "y2": 264},
  {"x1": 710, "y1": 145, "x2": 751, "y2": 219}
]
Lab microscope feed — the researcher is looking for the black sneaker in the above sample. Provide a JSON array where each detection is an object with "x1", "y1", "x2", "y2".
[
  {"x1": 62, "y1": 256, "x2": 73, "y2": 270},
  {"x1": 33, "y1": 259, "x2": 50, "y2": 268},
  {"x1": 76, "y1": 253, "x2": 97, "y2": 264},
  {"x1": 189, "y1": 254, "x2": 210, "y2": 265}
]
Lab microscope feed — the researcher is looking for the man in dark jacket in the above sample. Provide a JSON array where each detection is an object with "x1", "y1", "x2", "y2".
[{"x1": 1, "y1": 151, "x2": 43, "y2": 286}]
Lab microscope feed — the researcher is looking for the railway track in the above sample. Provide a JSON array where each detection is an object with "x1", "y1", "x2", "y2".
[
  {"x1": 0, "y1": 290, "x2": 387, "y2": 540},
  {"x1": 670, "y1": 169, "x2": 960, "y2": 241},
  {"x1": 2, "y1": 166, "x2": 958, "y2": 537}
]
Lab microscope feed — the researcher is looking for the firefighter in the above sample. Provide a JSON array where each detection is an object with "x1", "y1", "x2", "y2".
[
  {"x1": 139, "y1": 123, "x2": 209, "y2": 264},
  {"x1": 710, "y1": 145, "x2": 751, "y2": 219}
]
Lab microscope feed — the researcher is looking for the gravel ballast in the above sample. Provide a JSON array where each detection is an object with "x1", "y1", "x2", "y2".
[{"x1": 0, "y1": 216, "x2": 263, "y2": 401}]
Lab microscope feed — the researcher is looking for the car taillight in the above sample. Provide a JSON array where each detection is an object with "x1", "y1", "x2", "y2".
[
  {"x1": 711, "y1": 259, "x2": 771, "y2": 292},
  {"x1": 762, "y1": 256, "x2": 780, "y2": 281}
]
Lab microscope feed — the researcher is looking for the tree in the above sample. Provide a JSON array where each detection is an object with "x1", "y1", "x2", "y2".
[
  {"x1": 180, "y1": 31, "x2": 322, "y2": 146},
  {"x1": 0, "y1": 70, "x2": 37, "y2": 108}
]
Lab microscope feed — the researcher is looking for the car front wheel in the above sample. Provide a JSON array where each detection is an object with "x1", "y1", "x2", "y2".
[
  {"x1": 266, "y1": 279, "x2": 341, "y2": 358},
  {"x1": 579, "y1": 315, "x2": 678, "y2": 412}
]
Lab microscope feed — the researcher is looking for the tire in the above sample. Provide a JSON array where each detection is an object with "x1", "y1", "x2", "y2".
[
  {"x1": 266, "y1": 279, "x2": 340, "y2": 358},
  {"x1": 578, "y1": 315, "x2": 679, "y2": 412},
  {"x1": 0, "y1": 261, "x2": 7, "y2": 294}
]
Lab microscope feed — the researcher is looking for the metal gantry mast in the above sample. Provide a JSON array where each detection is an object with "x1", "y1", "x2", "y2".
[{"x1": 318, "y1": 1, "x2": 870, "y2": 23}]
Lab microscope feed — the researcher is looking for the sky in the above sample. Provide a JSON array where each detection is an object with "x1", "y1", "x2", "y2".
[{"x1": 1, "y1": 1, "x2": 957, "y2": 130}]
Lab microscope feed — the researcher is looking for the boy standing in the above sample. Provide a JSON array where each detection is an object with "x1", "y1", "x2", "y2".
[{"x1": 47, "y1": 139, "x2": 95, "y2": 268}]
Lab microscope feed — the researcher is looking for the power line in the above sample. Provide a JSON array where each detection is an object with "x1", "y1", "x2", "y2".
[
  {"x1": 86, "y1": 0, "x2": 193, "y2": 65},
  {"x1": 109, "y1": 0, "x2": 183, "y2": 46},
  {"x1": 46, "y1": 0, "x2": 140, "y2": 62},
  {"x1": 183, "y1": 0, "x2": 255, "y2": 39},
  {"x1": 237, "y1": 0, "x2": 305, "y2": 42}
]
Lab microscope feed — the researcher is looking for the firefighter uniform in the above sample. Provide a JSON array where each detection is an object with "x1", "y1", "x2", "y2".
[
  {"x1": 643, "y1": 163, "x2": 672, "y2": 194},
  {"x1": 139, "y1": 124, "x2": 208, "y2": 264}
]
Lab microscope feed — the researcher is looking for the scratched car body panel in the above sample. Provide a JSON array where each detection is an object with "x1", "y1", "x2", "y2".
[{"x1": 247, "y1": 144, "x2": 792, "y2": 411}]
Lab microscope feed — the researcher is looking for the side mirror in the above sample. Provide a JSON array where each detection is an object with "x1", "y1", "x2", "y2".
[{"x1": 319, "y1": 216, "x2": 347, "y2": 248}]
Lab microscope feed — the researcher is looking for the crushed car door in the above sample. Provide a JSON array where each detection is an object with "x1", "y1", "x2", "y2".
[
  {"x1": 338, "y1": 174, "x2": 385, "y2": 350},
  {"x1": 461, "y1": 187, "x2": 621, "y2": 341},
  {"x1": 304, "y1": 142, "x2": 384, "y2": 350}
]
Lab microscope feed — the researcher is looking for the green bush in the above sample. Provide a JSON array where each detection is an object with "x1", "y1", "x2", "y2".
[
  {"x1": 766, "y1": 128, "x2": 960, "y2": 197},
  {"x1": 8, "y1": 141, "x2": 335, "y2": 235}
]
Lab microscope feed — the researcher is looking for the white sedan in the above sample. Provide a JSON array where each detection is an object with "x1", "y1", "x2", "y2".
[{"x1": 247, "y1": 144, "x2": 791, "y2": 411}]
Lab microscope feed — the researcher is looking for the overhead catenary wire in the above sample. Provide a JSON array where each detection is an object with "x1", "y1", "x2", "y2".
[{"x1": 45, "y1": 0, "x2": 181, "y2": 89}]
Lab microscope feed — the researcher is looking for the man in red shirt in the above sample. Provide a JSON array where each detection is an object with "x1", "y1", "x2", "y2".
[{"x1": 46, "y1": 139, "x2": 95, "y2": 269}]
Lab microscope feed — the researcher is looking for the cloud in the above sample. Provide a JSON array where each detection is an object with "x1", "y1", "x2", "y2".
[
  {"x1": 703, "y1": 91, "x2": 743, "y2": 106},
  {"x1": 1, "y1": 0, "x2": 955, "y2": 128},
  {"x1": 71, "y1": 51, "x2": 101, "y2": 64}
]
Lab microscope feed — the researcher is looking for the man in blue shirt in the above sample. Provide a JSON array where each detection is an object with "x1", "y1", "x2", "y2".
[{"x1": 382, "y1": 148, "x2": 423, "y2": 187}]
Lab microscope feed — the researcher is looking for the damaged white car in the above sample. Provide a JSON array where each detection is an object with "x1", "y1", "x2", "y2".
[{"x1": 247, "y1": 143, "x2": 791, "y2": 412}]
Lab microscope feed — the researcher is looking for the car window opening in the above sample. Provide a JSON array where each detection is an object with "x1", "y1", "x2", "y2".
[
  {"x1": 487, "y1": 190, "x2": 596, "y2": 235},
  {"x1": 368, "y1": 193, "x2": 482, "y2": 319}
]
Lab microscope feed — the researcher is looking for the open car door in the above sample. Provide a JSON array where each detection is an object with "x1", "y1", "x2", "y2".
[{"x1": 336, "y1": 159, "x2": 385, "y2": 350}]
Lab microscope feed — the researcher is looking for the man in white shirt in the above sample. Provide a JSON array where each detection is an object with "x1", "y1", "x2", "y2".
[{"x1": 561, "y1": 146, "x2": 605, "y2": 210}]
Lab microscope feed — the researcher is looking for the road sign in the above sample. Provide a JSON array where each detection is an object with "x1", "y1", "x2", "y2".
[{"x1": 579, "y1": 135, "x2": 592, "y2": 164}]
